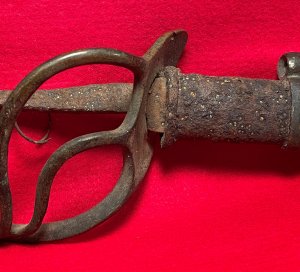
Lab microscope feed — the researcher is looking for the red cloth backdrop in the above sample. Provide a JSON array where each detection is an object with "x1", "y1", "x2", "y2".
[{"x1": 1, "y1": 1, "x2": 300, "y2": 271}]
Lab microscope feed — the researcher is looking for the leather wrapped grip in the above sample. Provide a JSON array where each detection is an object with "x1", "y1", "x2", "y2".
[{"x1": 161, "y1": 67, "x2": 292, "y2": 147}]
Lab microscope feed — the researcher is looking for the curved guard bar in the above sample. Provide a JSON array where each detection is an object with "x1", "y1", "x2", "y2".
[
  {"x1": 0, "y1": 48, "x2": 147, "y2": 241},
  {"x1": 1, "y1": 30, "x2": 300, "y2": 244},
  {"x1": 0, "y1": 30, "x2": 188, "y2": 242},
  {"x1": 12, "y1": 132, "x2": 139, "y2": 241}
]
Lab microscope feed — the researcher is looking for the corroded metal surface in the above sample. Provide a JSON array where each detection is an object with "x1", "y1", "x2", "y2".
[
  {"x1": 0, "y1": 29, "x2": 299, "y2": 243},
  {"x1": 161, "y1": 67, "x2": 292, "y2": 147},
  {"x1": 0, "y1": 48, "x2": 148, "y2": 242},
  {"x1": 0, "y1": 83, "x2": 133, "y2": 112},
  {"x1": 0, "y1": 30, "x2": 187, "y2": 242},
  {"x1": 146, "y1": 77, "x2": 167, "y2": 132},
  {"x1": 278, "y1": 52, "x2": 300, "y2": 79}
]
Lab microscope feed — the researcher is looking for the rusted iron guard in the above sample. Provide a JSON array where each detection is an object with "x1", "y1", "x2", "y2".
[
  {"x1": 0, "y1": 30, "x2": 188, "y2": 242},
  {"x1": 0, "y1": 30, "x2": 299, "y2": 242}
]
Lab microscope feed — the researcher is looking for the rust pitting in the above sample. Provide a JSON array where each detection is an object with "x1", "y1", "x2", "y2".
[
  {"x1": 0, "y1": 30, "x2": 188, "y2": 242},
  {"x1": 161, "y1": 66, "x2": 292, "y2": 147},
  {"x1": 0, "y1": 83, "x2": 133, "y2": 113},
  {"x1": 0, "y1": 30, "x2": 298, "y2": 243}
]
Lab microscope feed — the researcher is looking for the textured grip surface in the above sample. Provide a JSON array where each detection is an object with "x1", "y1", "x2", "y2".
[{"x1": 161, "y1": 67, "x2": 291, "y2": 147}]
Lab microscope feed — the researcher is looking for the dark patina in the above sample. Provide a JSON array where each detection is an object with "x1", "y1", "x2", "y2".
[{"x1": 0, "y1": 30, "x2": 299, "y2": 242}]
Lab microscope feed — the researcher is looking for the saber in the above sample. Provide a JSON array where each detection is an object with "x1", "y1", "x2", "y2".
[{"x1": 0, "y1": 30, "x2": 299, "y2": 242}]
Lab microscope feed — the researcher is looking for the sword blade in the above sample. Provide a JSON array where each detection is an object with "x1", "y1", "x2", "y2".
[{"x1": 0, "y1": 83, "x2": 133, "y2": 113}]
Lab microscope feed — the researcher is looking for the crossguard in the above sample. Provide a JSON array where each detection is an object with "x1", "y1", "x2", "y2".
[{"x1": 0, "y1": 30, "x2": 187, "y2": 242}]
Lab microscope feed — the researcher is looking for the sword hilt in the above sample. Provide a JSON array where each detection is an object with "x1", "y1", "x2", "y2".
[
  {"x1": 1, "y1": 30, "x2": 299, "y2": 243},
  {"x1": 0, "y1": 30, "x2": 188, "y2": 242}
]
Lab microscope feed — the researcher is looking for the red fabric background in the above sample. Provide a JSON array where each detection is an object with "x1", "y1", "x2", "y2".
[{"x1": 1, "y1": 0, "x2": 300, "y2": 271}]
